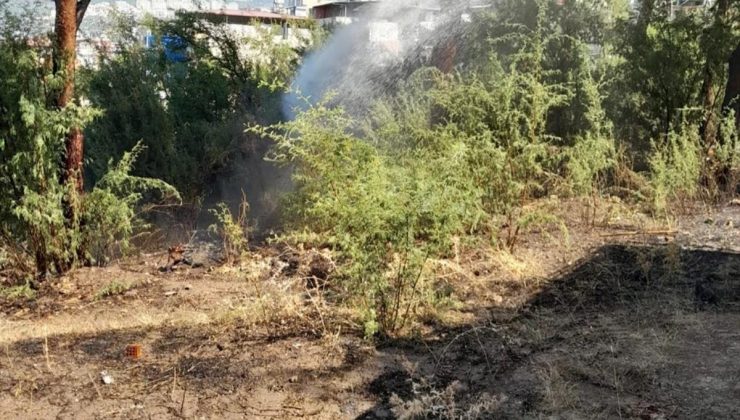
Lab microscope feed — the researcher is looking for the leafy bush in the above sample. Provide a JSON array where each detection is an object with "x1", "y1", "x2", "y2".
[
  {"x1": 253, "y1": 2, "x2": 615, "y2": 336},
  {"x1": 80, "y1": 142, "x2": 180, "y2": 265},
  {"x1": 0, "y1": 25, "x2": 98, "y2": 274},
  {"x1": 648, "y1": 121, "x2": 703, "y2": 213},
  {"x1": 565, "y1": 65, "x2": 616, "y2": 196},
  {"x1": 0, "y1": 9, "x2": 181, "y2": 275},
  {"x1": 83, "y1": 12, "x2": 320, "y2": 201},
  {"x1": 12, "y1": 142, "x2": 180, "y2": 273},
  {"x1": 710, "y1": 110, "x2": 740, "y2": 196},
  {"x1": 0, "y1": 282, "x2": 36, "y2": 301},
  {"x1": 257, "y1": 98, "x2": 467, "y2": 336}
]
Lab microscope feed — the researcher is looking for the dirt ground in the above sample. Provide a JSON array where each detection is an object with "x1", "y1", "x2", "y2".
[{"x1": 1, "y1": 199, "x2": 738, "y2": 419}]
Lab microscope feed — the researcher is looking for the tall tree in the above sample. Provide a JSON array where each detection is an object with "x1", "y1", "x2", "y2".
[
  {"x1": 698, "y1": 0, "x2": 734, "y2": 148},
  {"x1": 722, "y1": 42, "x2": 740, "y2": 131},
  {"x1": 53, "y1": 0, "x2": 90, "y2": 192}
]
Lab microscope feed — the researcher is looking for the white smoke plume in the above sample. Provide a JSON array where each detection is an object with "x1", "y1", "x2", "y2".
[{"x1": 283, "y1": 0, "x2": 490, "y2": 119}]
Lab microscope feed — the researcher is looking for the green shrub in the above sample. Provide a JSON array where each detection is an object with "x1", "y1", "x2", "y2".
[
  {"x1": 209, "y1": 194, "x2": 250, "y2": 264},
  {"x1": 83, "y1": 12, "x2": 320, "y2": 201},
  {"x1": 712, "y1": 110, "x2": 740, "y2": 195},
  {"x1": 10, "y1": 140, "x2": 180, "y2": 273},
  {"x1": 648, "y1": 121, "x2": 703, "y2": 213},
  {"x1": 252, "y1": 2, "x2": 612, "y2": 335},
  {"x1": 565, "y1": 65, "x2": 616, "y2": 196},
  {"x1": 256, "y1": 99, "x2": 468, "y2": 336},
  {"x1": 0, "y1": 282, "x2": 36, "y2": 301},
  {"x1": 80, "y1": 142, "x2": 180, "y2": 265},
  {"x1": 95, "y1": 280, "x2": 132, "y2": 299}
]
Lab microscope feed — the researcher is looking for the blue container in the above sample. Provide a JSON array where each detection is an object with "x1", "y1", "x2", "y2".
[{"x1": 144, "y1": 35, "x2": 188, "y2": 62}]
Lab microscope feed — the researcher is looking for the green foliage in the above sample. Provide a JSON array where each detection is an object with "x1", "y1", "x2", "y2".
[
  {"x1": 11, "y1": 141, "x2": 180, "y2": 272},
  {"x1": 209, "y1": 195, "x2": 250, "y2": 264},
  {"x1": 257, "y1": 98, "x2": 460, "y2": 335},
  {"x1": 254, "y1": 3, "x2": 604, "y2": 335},
  {"x1": 95, "y1": 280, "x2": 132, "y2": 299},
  {"x1": 81, "y1": 142, "x2": 180, "y2": 265},
  {"x1": 0, "y1": 282, "x2": 36, "y2": 301},
  {"x1": 565, "y1": 66, "x2": 616, "y2": 195},
  {"x1": 83, "y1": 13, "x2": 316, "y2": 201},
  {"x1": 716, "y1": 110, "x2": 739, "y2": 168},
  {"x1": 607, "y1": 3, "x2": 738, "y2": 150},
  {"x1": 0, "y1": 14, "x2": 98, "y2": 274},
  {"x1": 648, "y1": 121, "x2": 703, "y2": 213},
  {"x1": 83, "y1": 38, "x2": 178, "y2": 189}
]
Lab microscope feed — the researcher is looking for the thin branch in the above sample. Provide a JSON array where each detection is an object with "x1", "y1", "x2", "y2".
[{"x1": 76, "y1": 0, "x2": 91, "y2": 29}]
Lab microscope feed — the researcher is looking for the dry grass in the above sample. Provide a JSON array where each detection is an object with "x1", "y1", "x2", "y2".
[
  {"x1": 537, "y1": 362, "x2": 579, "y2": 412},
  {"x1": 390, "y1": 379, "x2": 505, "y2": 420},
  {"x1": 0, "y1": 307, "x2": 211, "y2": 345}
]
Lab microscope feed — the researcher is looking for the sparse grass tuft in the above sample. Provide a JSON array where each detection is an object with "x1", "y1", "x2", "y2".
[
  {"x1": 0, "y1": 282, "x2": 36, "y2": 300},
  {"x1": 95, "y1": 281, "x2": 133, "y2": 299},
  {"x1": 538, "y1": 363, "x2": 579, "y2": 412}
]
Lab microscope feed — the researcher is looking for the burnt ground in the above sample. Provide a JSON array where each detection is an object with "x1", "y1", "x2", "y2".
[{"x1": 0, "y1": 200, "x2": 739, "y2": 419}]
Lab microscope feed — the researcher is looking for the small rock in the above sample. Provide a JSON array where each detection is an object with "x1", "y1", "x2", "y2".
[
  {"x1": 100, "y1": 371, "x2": 114, "y2": 385},
  {"x1": 289, "y1": 375, "x2": 299, "y2": 383},
  {"x1": 184, "y1": 285, "x2": 193, "y2": 291},
  {"x1": 729, "y1": 198, "x2": 740, "y2": 206},
  {"x1": 492, "y1": 294, "x2": 504, "y2": 304},
  {"x1": 164, "y1": 290, "x2": 177, "y2": 297}
]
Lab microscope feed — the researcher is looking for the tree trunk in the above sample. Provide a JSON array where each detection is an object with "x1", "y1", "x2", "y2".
[
  {"x1": 722, "y1": 42, "x2": 740, "y2": 131},
  {"x1": 48, "y1": 0, "x2": 90, "y2": 275},
  {"x1": 699, "y1": 0, "x2": 730, "y2": 148},
  {"x1": 54, "y1": 0, "x2": 89, "y2": 193},
  {"x1": 432, "y1": 37, "x2": 458, "y2": 74},
  {"x1": 700, "y1": 66, "x2": 719, "y2": 147}
]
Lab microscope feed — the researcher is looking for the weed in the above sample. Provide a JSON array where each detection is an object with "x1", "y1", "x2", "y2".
[
  {"x1": 0, "y1": 282, "x2": 36, "y2": 300},
  {"x1": 209, "y1": 192, "x2": 250, "y2": 265},
  {"x1": 648, "y1": 120, "x2": 702, "y2": 214},
  {"x1": 95, "y1": 281, "x2": 132, "y2": 299}
]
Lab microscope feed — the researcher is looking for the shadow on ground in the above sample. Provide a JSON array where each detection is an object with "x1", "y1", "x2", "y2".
[{"x1": 358, "y1": 244, "x2": 740, "y2": 419}]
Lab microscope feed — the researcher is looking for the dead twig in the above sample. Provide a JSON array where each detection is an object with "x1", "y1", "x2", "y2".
[
  {"x1": 434, "y1": 325, "x2": 502, "y2": 372},
  {"x1": 600, "y1": 229, "x2": 677, "y2": 238},
  {"x1": 43, "y1": 330, "x2": 52, "y2": 372},
  {"x1": 172, "y1": 366, "x2": 177, "y2": 397},
  {"x1": 304, "y1": 281, "x2": 327, "y2": 335},
  {"x1": 179, "y1": 381, "x2": 187, "y2": 417},
  {"x1": 87, "y1": 372, "x2": 103, "y2": 399}
]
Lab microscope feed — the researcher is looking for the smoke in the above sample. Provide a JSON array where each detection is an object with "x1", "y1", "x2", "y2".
[
  {"x1": 283, "y1": 0, "x2": 483, "y2": 119},
  {"x1": 212, "y1": 1, "x2": 486, "y2": 240}
]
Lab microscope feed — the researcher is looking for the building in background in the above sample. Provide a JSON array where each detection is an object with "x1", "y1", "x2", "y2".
[
  {"x1": 194, "y1": 8, "x2": 312, "y2": 45},
  {"x1": 283, "y1": 0, "x2": 322, "y2": 17},
  {"x1": 309, "y1": 0, "x2": 379, "y2": 25}
]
